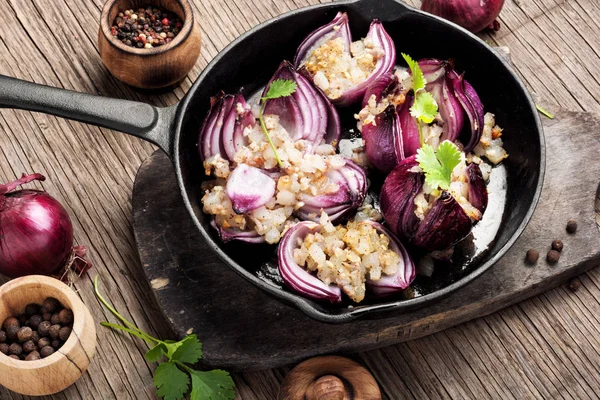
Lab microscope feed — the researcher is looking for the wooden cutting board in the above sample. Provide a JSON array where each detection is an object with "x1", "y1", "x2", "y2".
[{"x1": 132, "y1": 110, "x2": 600, "y2": 371}]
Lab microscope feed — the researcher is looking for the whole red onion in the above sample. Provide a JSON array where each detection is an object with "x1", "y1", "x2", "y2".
[
  {"x1": 0, "y1": 173, "x2": 91, "y2": 279},
  {"x1": 421, "y1": 0, "x2": 505, "y2": 33}
]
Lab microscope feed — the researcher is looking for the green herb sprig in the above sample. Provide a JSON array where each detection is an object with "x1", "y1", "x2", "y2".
[
  {"x1": 401, "y1": 53, "x2": 439, "y2": 146},
  {"x1": 259, "y1": 79, "x2": 297, "y2": 168},
  {"x1": 94, "y1": 276, "x2": 235, "y2": 400},
  {"x1": 416, "y1": 140, "x2": 462, "y2": 191},
  {"x1": 535, "y1": 104, "x2": 554, "y2": 119}
]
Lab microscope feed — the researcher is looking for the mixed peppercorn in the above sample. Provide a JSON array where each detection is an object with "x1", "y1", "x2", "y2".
[
  {"x1": 0, "y1": 298, "x2": 73, "y2": 361},
  {"x1": 111, "y1": 6, "x2": 183, "y2": 49}
]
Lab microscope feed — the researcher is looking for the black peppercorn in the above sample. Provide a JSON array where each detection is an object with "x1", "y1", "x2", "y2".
[
  {"x1": 51, "y1": 339, "x2": 62, "y2": 349},
  {"x1": 50, "y1": 313, "x2": 61, "y2": 325},
  {"x1": 25, "y1": 304, "x2": 40, "y2": 317},
  {"x1": 42, "y1": 298, "x2": 59, "y2": 314},
  {"x1": 28, "y1": 314, "x2": 43, "y2": 330},
  {"x1": 38, "y1": 321, "x2": 51, "y2": 337},
  {"x1": 31, "y1": 330, "x2": 40, "y2": 344},
  {"x1": 547, "y1": 250, "x2": 560, "y2": 264},
  {"x1": 8, "y1": 355, "x2": 19, "y2": 360},
  {"x1": 49, "y1": 324, "x2": 61, "y2": 339},
  {"x1": 17, "y1": 327, "x2": 33, "y2": 343},
  {"x1": 3, "y1": 317, "x2": 19, "y2": 330},
  {"x1": 0, "y1": 343, "x2": 8, "y2": 355},
  {"x1": 526, "y1": 249, "x2": 539, "y2": 264},
  {"x1": 59, "y1": 309, "x2": 74, "y2": 325},
  {"x1": 552, "y1": 240, "x2": 563, "y2": 252},
  {"x1": 566, "y1": 220, "x2": 577, "y2": 234},
  {"x1": 0, "y1": 331, "x2": 6, "y2": 343},
  {"x1": 42, "y1": 312, "x2": 52, "y2": 322},
  {"x1": 6, "y1": 325, "x2": 18, "y2": 341},
  {"x1": 8, "y1": 343, "x2": 22, "y2": 356},
  {"x1": 25, "y1": 351, "x2": 40, "y2": 361},
  {"x1": 38, "y1": 337, "x2": 51, "y2": 349},
  {"x1": 59, "y1": 326, "x2": 72, "y2": 342},
  {"x1": 569, "y1": 277, "x2": 581, "y2": 292},
  {"x1": 40, "y1": 346, "x2": 54, "y2": 358},
  {"x1": 22, "y1": 340, "x2": 36, "y2": 353}
]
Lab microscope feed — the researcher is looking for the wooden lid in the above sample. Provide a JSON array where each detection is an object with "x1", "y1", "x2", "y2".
[{"x1": 278, "y1": 356, "x2": 381, "y2": 400}]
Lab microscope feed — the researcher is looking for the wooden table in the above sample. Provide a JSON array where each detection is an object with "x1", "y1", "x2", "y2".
[{"x1": 0, "y1": 0, "x2": 599, "y2": 398}]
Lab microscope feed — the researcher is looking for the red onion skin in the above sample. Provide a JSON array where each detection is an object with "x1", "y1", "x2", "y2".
[
  {"x1": 421, "y1": 0, "x2": 505, "y2": 33},
  {"x1": 0, "y1": 174, "x2": 91, "y2": 279},
  {"x1": 0, "y1": 190, "x2": 73, "y2": 278}
]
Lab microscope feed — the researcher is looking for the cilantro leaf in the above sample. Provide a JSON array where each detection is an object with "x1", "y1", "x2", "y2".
[
  {"x1": 146, "y1": 343, "x2": 166, "y2": 363},
  {"x1": 411, "y1": 92, "x2": 438, "y2": 124},
  {"x1": 171, "y1": 335, "x2": 203, "y2": 364},
  {"x1": 263, "y1": 79, "x2": 297, "y2": 101},
  {"x1": 402, "y1": 53, "x2": 426, "y2": 93},
  {"x1": 416, "y1": 141, "x2": 462, "y2": 191},
  {"x1": 154, "y1": 362, "x2": 190, "y2": 400},
  {"x1": 190, "y1": 370, "x2": 236, "y2": 400},
  {"x1": 162, "y1": 340, "x2": 184, "y2": 361}
]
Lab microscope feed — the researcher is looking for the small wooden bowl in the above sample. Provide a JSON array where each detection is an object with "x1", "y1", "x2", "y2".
[
  {"x1": 0, "y1": 276, "x2": 96, "y2": 396},
  {"x1": 98, "y1": 0, "x2": 202, "y2": 89}
]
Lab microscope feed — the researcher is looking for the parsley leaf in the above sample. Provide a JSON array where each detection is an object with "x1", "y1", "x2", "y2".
[
  {"x1": 190, "y1": 370, "x2": 236, "y2": 400},
  {"x1": 154, "y1": 362, "x2": 190, "y2": 400},
  {"x1": 410, "y1": 92, "x2": 438, "y2": 124},
  {"x1": 416, "y1": 141, "x2": 462, "y2": 191},
  {"x1": 171, "y1": 335, "x2": 203, "y2": 364},
  {"x1": 94, "y1": 277, "x2": 237, "y2": 400},
  {"x1": 146, "y1": 343, "x2": 166, "y2": 362},
  {"x1": 263, "y1": 79, "x2": 298, "y2": 101},
  {"x1": 402, "y1": 53, "x2": 426, "y2": 93}
]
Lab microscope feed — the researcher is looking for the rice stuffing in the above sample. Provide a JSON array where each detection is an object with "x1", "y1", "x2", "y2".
[{"x1": 293, "y1": 213, "x2": 401, "y2": 302}]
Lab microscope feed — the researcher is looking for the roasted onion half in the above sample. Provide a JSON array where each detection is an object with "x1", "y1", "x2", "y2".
[{"x1": 294, "y1": 12, "x2": 396, "y2": 106}]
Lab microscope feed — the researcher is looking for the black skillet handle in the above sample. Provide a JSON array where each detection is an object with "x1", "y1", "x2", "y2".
[{"x1": 0, "y1": 75, "x2": 175, "y2": 155}]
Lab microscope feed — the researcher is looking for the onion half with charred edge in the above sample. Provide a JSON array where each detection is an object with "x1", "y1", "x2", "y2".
[
  {"x1": 296, "y1": 159, "x2": 367, "y2": 223},
  {"x1": 380, "y1": 156, "x2": 489, "y2": 252},
  {"x1": 294, "y1": 13, "x2": 396, "y2": 106}
]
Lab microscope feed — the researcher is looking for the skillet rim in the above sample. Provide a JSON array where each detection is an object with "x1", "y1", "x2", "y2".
[{"x1": 172, "y1": 0, "x2": 546, "y2": 323}]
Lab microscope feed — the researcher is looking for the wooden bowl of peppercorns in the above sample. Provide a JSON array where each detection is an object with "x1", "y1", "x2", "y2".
[
  {"x1": 0, "y1": 275, "x2": 96, "y2": 396},
  {"x1": 98, "y1": 0, "x2": 202, "y2": 89}
]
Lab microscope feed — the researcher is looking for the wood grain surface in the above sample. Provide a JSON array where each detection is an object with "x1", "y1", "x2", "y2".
[
  {"x1": 132, "y1": 108, "x2": 600, "y2": 370},
  {"x1": 0, "y1": 0, "x2": 598, "y2": 398}
]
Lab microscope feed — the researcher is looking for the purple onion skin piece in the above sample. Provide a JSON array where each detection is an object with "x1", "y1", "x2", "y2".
[
  {"x1": 380, "y1": 156, "x2": 423, "y2": 238},
  {"x1": 447, "y1": 69, "x2": 484, "y2": 152},
  {"x1": 411, "y1": 191, "x2": 472, "y2": 252},
  {"x1": 226, "y1": 164, "x2": 276, "y2": 214},
  {"x1": 380, "y1": 156, "x2": 473, "y2": 252},
  {"x1": 262, "y1": 61, "x2": 340, "y2": 150},
  {"x1": 466, "y1": 163, "x2": 488, "y2": 214},
  {"x1": 295, "y1": 15, "x2": 396, "y2": 106},
  {"x1": 364, "y1": 221, "x2": 416, "y2": 296},
  {"x1": 278, "y1": 221, "x2": 342, "y2": 303},
  {"x1": 210, "y1": 219, "x2": 265, "y2": 244},
  {"x1": 361, "y1": 74, "x2": 399, "y2": 107},
  {"x1": 361, "y1": 105, "x2": 403, "y2": 173},
  {"x1": 398, "y1": 94, "x2": 421, "y2": 157},
  {"x1": 418, "y1": 59, "x2": 465, "y2": 143},
  {"x1": 297, "y1": 160, "x2": 367, "y2": 223},
  {"x1": 199, "y1": 92, "x2": 254, "y2": 162}
]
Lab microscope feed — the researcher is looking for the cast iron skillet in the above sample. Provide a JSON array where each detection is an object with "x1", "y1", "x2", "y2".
[{"x1": 0, "y1": 0, "x2": 544, "y2": 323}]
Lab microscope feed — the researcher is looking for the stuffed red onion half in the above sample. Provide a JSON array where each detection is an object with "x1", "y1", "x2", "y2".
[
  {"x1": 278, "y1": 217, "x2": 415, "y2": 303},
  {"x1": 294, "y1": 12, "x2": 396, "y2": 106},
  {"x1": 380, "y1": 156, "x2": 489, "y2": 252},
  {"x1": 356, "y1": 59, "x2": 488, "y2": 173}
]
